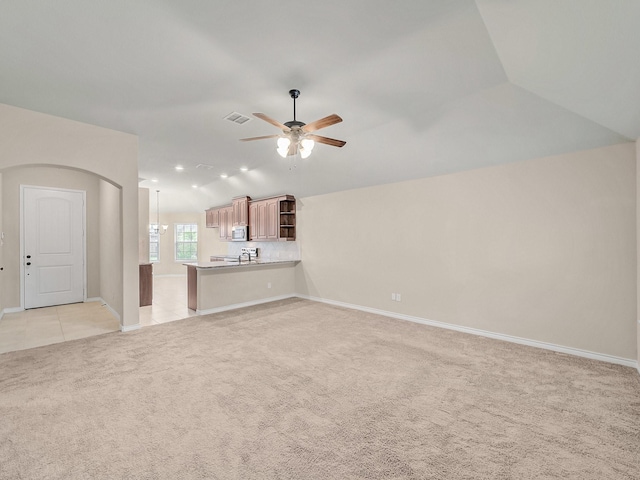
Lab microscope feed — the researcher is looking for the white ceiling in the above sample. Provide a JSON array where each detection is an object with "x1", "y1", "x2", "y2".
[{"x1": 1, "y1": 1, "x2": 637, "y2": 212}]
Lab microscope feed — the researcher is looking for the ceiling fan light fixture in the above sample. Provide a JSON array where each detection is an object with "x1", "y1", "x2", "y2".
[
  {"x1": 300, "y1": 147, "x2": 312, "y2": 159},
  {"x1": 241, "y1": 89, "x2": 345, "y2": 156},
  {"x1": 277, "y1": 137, "x2": 291, "y2": 149},
  {"x1": 277, "y1": 137, "x2": 291, "y2": 157},
  {"x1": 301, "y1": 138, "x2": 315, "y2": 151}
]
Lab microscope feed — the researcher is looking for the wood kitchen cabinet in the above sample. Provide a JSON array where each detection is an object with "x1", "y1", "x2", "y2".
[
  {"x1": 248, "y1": 195, "x2": 295, "y2": 241},
  {"x1": 249, "y1": 201, "x2": 258, "y2": 241},
  {"x1": 204, "y1": 204, "x2": 237, "y2": 241},
  {"x1": 208, "y1": 194, "x2": 295, "y2": 242},
  {"x1": 232, "y1": 196, "x2": 250, "y2": 226},
  {"x1": 249, "y1": 198, "x2": 273, "y2": 240},
  {"x1": 266, "y1": 198, "x2": 278, "y2": 239},
  {"x1": 218, "y1": 205, "x2": 233, "y2": 241},
  {"x1": 205, "y1": 208, "x2": 219, "y2": 228},
  {"x1": 256, "y1": 200, "x2": 267, "y2": 239}
]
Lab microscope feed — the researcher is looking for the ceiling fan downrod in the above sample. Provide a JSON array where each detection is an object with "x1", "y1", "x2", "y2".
[
  {"x1": 284, "y1": 89, "x2": 305, "y2": 130},
  {"x1": 289, "y1": 89, "x2": 300, "y2": 122}
]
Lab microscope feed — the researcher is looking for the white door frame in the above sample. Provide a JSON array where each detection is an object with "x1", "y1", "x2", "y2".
[{"x1": 20, "y1": 185, "x2": 87, "y2": 310}]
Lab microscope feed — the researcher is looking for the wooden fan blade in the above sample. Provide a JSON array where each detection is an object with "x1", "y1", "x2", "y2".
[
  {"x1": 307, "y1": 134, "x2": 346, "y2": 148},
  {"x1": 302, "y1": 114, "x2": 343, "y2": 133},
  {"x1": 253, "y1": 113, "x2": 291, "y2": 132},
  {"x1": 239, "y1": 134, "x2": 281, "y2": 142}
]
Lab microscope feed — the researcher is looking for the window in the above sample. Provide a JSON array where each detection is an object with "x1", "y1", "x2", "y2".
[
  {"x1": 175, "y1": 223, "x2": 198, "y2": 261},
  {"x1": 149, "y1": 224, "x2": 159, "y2": 262}
]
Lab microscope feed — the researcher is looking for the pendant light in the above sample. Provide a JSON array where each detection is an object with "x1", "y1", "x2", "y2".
[{"x1": 154, "y1": 190, "x2": 168, "y2": 235}]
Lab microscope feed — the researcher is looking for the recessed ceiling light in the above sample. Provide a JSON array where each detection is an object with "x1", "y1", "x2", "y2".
[
  {"x1": 220, "y1": 174, "x2": 228, "y2": 179},
  {"x1": 240, "y1": 167, "x2": 248, "y2": 172},
  {"x1": 175, "y1": 165, "x2": 184, "y2": 171},
  {"x1": 192, "y1": 184, "x2": 198, "y2": 188},
  {"x1": 151, "y1": 178, "x2": 158, "y2": 183}
]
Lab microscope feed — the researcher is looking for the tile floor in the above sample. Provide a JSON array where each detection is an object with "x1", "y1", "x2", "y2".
[
  {"x1": 139, "y1": 275, "x2": 197, "y2": 327},
  {"x1": 0, "y1": 275, "x2": 194, "y2": 354}
]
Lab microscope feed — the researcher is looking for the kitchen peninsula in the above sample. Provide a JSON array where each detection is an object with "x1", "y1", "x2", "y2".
[{"x1": 185, "y1": 259, "x2": 299, "y2": 313}]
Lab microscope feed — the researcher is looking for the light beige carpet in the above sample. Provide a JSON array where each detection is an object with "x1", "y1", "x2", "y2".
[{"x1": 1, "y1": 298, "x2": 639, "y2": 479}]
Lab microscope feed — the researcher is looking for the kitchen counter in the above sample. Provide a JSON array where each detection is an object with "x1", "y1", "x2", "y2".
[
  {"x1": 184, "y1": 259, "x2": 299, "y2": 270},
  {"x1": 185, "y1": 259, "x2": 299, "y2": 312}
]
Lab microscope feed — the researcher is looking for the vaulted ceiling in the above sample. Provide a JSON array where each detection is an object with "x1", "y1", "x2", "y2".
[{"x1": 1, "y1": 1, "x2": 638, "y2": 212}]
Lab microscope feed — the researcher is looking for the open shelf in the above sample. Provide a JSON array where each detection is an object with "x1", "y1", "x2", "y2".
[{"x1": 278, "y1": 198, "x2": 296, "y2": 240}]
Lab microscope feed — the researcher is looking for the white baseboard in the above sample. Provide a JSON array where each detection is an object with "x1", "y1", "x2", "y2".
[
  {"x1": 3, "y1": 299, "x2": 114, "y2": 314},
  {"x1": 86, "y1": 297, "x2": 132, "y2": 331},
  {"x1": 102, "y1": 302, "x2": 121, "y2": 322},
  {"x1": 298, "y1": 294, "x2": 638, "y2": 370},
  {"x1": 197, "y1": 294, "x2": 297, "y2": 316},
  {"x1": 121, "y1": 324, "x2": 141, "y2": 333},
  {"x1": 86, "y1": 297, "x2": 121, "y2": 322},
  {"x1": 3, "y1": 306, "x2": 24, "y2": 314}
]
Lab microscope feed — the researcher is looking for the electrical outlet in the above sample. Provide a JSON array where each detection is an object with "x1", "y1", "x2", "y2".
[
  {"x1": 396, "y1": 293, "x2": 401, "y2": 302},
  {"x1": 391, "y1": 293, "x2": 396, "y2": 301}
]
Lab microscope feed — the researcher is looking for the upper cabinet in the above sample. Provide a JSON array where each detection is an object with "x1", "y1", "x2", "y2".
[
  {"x1": 251, "y1": 197, "x2": 277, "y2": 241},
  {"x1": 249, "y1": 195, "x2": 295, "y2": 242},
  {"x1": 218, "y1": 205, "x2": 233, "y2": 241},
  {"x1": 232, "y1": 196, "x2": 250, "y2": 226},
  {"x1": 207, "y1": 194, "x2": 295, "y2": 242},
  {"x1": 265, "y1": 197, "x2": 279, "y2": 240},
  {"x1": 205, "y1": 208, "x2": 219, "y2": 228},
  {"x1": 249, "y1": 201, "x2": 258, "y2": 241}
]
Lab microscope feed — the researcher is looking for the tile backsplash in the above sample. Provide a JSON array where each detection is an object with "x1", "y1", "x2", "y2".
[{"x1": 227, "y1": 241, "x2": 300, "y2": 260}]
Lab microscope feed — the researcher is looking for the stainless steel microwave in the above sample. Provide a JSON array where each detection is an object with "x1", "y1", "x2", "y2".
[{"x1": 231, "y1": 225, "x2": 249, "y2": 242}]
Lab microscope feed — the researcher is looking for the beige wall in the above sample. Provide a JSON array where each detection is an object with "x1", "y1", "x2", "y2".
[
  {"x1": 1, "y1": 166, "x2": 102, "y2": 306},
  {"x1": 637, "y1": 138, "x2": 640, "y2": 371},
  {"x1": 151, "y1": 210, "x2": 225, "y2": 276},
  {"x1": 0, "y1": 103, "x2": 139, "y2": 327},
  {"x1": 199, "y1": 217, "x2": 225, "y2": 263},
  {"x1": 0, "y1": 172, "x2": 3, "y2": 315},
  {"x1": 100, "y1": 180, "x2": 122, "y2": 316},
  {"x1": 296, "y1": 143, "x2": 637, "y2": 361}
]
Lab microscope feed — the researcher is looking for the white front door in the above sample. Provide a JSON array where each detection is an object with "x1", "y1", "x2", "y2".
[{"x1": 22, "y1": 186, "x2": 85, "y2": 309}]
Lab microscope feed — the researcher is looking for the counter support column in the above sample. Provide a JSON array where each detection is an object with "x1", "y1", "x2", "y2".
[{"x1": 187, "y1": 265, "x2": 197, "y2": 311}]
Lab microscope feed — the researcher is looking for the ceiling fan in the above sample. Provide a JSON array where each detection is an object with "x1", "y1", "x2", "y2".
[{"x1": 240, "y1": 89, "x2": 346, "y2": 158}]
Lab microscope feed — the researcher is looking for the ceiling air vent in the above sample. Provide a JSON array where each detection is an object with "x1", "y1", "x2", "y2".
[
  {"x1": 224, "y1": 112, "x2": 251, "y2": 125},
  {"x1": 196, "y1": 163, "x2": 215, "y2": 170}
]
